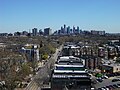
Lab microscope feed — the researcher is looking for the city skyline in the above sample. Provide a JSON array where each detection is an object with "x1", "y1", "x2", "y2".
[{"x1": 0, "y1": 0, "x2": 120, "y2": 33}]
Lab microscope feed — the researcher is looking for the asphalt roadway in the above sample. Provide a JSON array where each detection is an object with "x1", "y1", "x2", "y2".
[{"x1": 25, "y1": 45, "x2": 63, "y2": 90}]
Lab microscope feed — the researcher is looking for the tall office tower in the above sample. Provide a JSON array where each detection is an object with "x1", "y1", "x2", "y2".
[
  {"x1": 73, "y1": 26, "x2": 76, "y2": 34},
  {"x1": 64, "y1": 24, "x2": 66, "y2": 34},
  {"x1": 39, "y1": 29, "x2": 43, "y2": 35},
  {"x1": 77, "y1": 26, "x2": 80, "y2": 34},
  {"x1": 32, "y1": 28, "x2": 38, "y2": 36},
  {"x1": 70, "y1": 29, "x2": 73, "y2": 34},
  {"x1": 67, "y1": 26, "x2": 70, "y2": 34},
  {"x1": 58, "y1": 30, "x2": 61, "y2": 35},
  {"x1": 79, "y1": 29, "x2": 82, "y2": 34},
  {"x1": 44, "y1": 28, "x2": 52, "y2": 35},
  {"x1": 61, "y1": 26, "x2": 64, "y2": 34}
]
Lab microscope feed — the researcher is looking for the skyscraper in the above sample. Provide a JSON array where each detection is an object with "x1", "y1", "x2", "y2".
[
  {"x1": 64, "y1": 24, "x2": 66, "y2": 34},
  {"x1": 39, "y1": 29, "x2": 43, "y2": 35},
  {"x1": 61, "y1": 26, "x2": 64, "y2": 34},
  {"x1": 77, "y1": 26, "x2": 80, "y2": 34},
  {"x1": 73, "y1": 26, "x2": 76, "y2": 34},
  {"x1": 44, "y1": 28, "x2": 52, "y2": 35},
  {"x1": 32, "y1": 28, "x2": 38, "y2": 36},
  {"x1": 67, "y1": 26, "x2": 70, "y2": 34},
  {"x1": 70, "y1": 29, "x2": 73, "y2": 34}
]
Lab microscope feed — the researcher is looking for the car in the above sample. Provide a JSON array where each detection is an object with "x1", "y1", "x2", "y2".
[
  {"x1": 117, "y1": 84, "x2": 120, "y2": 88},
  {"x1": 91, "y1": 87, "x2": 95, "y2": 90},
  {"x1": 113, "y1": 84, "x2": 119, "y2": 88},
  {"x1": 109, "y1": 85, "x2": 116, "y2": 89},
  {"x1": 102, "y1": 75, "x2": 109, "y2": 79},
  {"x1": 97, "y1": 88, "x2": 105, "y2": 90},
  {"x1": 106, "y1": 86, "x2": 109, "y2": 88},
  {"x1": 97, "y1": 78, "x2": 103, "y2": 82},
  {"x1": 101, "y1": 87, "x2": 107, "y2": 90},
  {"x1": 112, "y1": 79, "x2": 120, "y2": 82},
  {"x1": 107, "y1": 74, "x2": 114, "y2": 77},
  {"x1": 113, "y1": 73, "x2": 120, "y2": 76},
  {"x1": 105, "y1": 87, "x2": 110, "y2": 90},
  {"x1": 106, "y1": 86, "x2": 112, "y2": 90},
  {"x1": 101, "y1": 87, "x2": 109, "y2": 90}
]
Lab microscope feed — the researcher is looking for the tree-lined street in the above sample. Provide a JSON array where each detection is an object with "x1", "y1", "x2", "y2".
[{"x1": 25, "y1": 45, "x2": 63, "y2": 90}]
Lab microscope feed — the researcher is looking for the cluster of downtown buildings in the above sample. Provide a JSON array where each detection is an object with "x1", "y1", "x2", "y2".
[
  {"x1": 0, "y1": 24, "x2": 106, "y2": 37},
  {"x1": 55, "y1": 24, "x2": 105, "y2": 36}
]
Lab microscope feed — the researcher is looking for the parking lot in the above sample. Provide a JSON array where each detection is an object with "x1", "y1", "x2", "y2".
[{"x1": 93, "y1": 76, "x2": 120, "y2": 90}]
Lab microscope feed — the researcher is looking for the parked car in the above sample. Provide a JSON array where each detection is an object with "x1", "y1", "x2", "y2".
[
  {"x1": 113, "y1": 84, "x2": 119, "y2": 88},
  {"x1": 98, "y1": 87, "x2": 106, "y2": 90},
  {"x1": 91, "y1": 87, "x2": 95, "y2": 90},
  {"x1": 109, "y1": 85, "x2": 116, "y2": 89},
  {"x1": 97, "y1": 78, "x2": 103, "y2": 82},
  {"x1": 117, "y1": 84, "x2": 120, "y2": 88},
  {"x1": 97, "y1": 88, "x2": 105, "y2": 90},
  {"x1": 106, "y1": 86, "x2": 112, "y2": 90},
  {"x1": 112, "y1": 79, "x2": 120, "y2": 82},
  {"x1": 102, "y1": 75, "x2": 109, "y2": 79}
]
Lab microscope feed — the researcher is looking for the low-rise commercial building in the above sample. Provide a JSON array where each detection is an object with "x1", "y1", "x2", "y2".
[
  {"x1": 51, "y1": 55, "x2": 91, "y2": 90},
  {"x1": 102, "y1": 63, "x2": 120, "y2": 73}
]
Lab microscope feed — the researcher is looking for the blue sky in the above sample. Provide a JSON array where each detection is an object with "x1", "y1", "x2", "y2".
[{"x1": 0, "y1": 0, "x2": 120, "y2": 33}]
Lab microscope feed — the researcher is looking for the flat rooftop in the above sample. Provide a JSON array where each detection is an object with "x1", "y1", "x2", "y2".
[
  {"x1": 52, "y1": 74, "x2": 90, "y2": 78},
  {"x1": 54, "y1": 70, "x2": 87, "y2": 73},
  {"x1": 55, "y1": 64, "x2": 84, "y2": 67}
]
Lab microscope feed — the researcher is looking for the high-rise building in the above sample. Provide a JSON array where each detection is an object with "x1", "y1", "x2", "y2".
[
  {"x1": 67, "y1": 26, "x2": 70, "y2": 34},
  {"x1": 39, "y1": 29, "x2": 43, "y2": 35},
  {"x1": 58, "y1": 30, "x2": 61, "y2": 35},
  {"x1": 73, "y1": 26, "x2": 76, "y2": 34},
  {"x1": 61, "y1": 26, "x2": 64, "y2": 34},
  {"x1": 70, "y1": 29, "x2": 73, "y2": 34},
  {"x1": 64, "y1": 24, "x2": 66, "y2": 34},
  {"x1": 32, "y1": 28, "x2": 38, "y2": 36},
  {"x1": 77, "y1": 26, "x2": 80, "y2": 34},
  {"x1": 44, "y1": 28, "x2": 52, "y2": 35}
]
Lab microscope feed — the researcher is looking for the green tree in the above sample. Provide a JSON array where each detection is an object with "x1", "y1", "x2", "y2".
[
  {"x1": 42, "y1": 53, "x2": 48, "y2": 60},
  {"x1": 47, "y1": 44, "x2": 56, "y2": 54},
  {"x1": 39, "y1": 43, "x2": 56, "y2": 55},
  {"x1": 116, "y1": 58, "x2": 120, "y2": 63},
  {"x1": 28, "y1": 61, "x2": 38, "y2": 74},
  {"x1": 19, "y1": 63, "x2": 31, "y2": 77}
]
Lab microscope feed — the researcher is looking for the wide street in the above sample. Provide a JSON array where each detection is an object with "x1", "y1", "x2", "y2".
[{"x1": 25, "y1": 45, "x2": 63, "y2": 90}]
